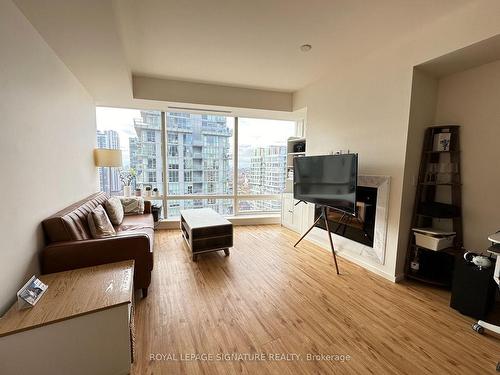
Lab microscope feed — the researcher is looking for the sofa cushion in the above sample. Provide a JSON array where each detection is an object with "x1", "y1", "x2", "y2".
[
  {"x1": 104, "y1": 196, "x2": 124, "y2": 225},
  {"x1": 115, "y1": 214, "x2": 154, "y2": 231},
  {"x1": 115, "y1": 214, "x2": 154, "y2": 252},
  {"x1": 120, "y1": 197, "x2": 145, "y2": 215},
  {"x1": 88, "y1": 205, "x2": 116, "y2": 238}
]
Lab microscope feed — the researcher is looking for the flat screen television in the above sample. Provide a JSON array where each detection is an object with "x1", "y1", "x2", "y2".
[{"x1": 293, "y1": 154, "x2": 358, "y2": 215}]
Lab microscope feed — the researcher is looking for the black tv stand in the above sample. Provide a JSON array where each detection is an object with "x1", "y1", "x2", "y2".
[{"x1": 294, "y1": 205, "x2": 340, "y2": 275}]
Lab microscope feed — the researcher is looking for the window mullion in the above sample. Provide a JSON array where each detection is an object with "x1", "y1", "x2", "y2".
[
  {"x1": 233, "y1": 117, "x2": 239, "y2": 216},
  {"x1": 161, "y1": 111, "x2": 168, "y2": 218}
]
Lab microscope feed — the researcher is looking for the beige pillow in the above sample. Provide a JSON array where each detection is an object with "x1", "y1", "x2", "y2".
[
  {"x1": 119, "y1": 197, "x2": 145, "y2": 215},
  {"x1": 88, "y1": 205, "x2": 116, "y2": 238},
  {"x1": 104, "y1": 197, "x2": 124, "y2": 225}
]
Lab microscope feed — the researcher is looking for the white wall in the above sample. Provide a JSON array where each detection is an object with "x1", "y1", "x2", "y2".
[
  {"x1": 397, "y1": 69, "x2": 438, "y2": 275},
  {"x1": 132, "y1": 76, "x2": 293, "y2": 112},
  {"x1": 435, "y1": 59, "x2": 500, "y2": 251},
  {"x1": 293, "y1": 0, "x2": 500, "y2": 280},
  {"x1": 0, "y1": 0, "x2": 97, "y2": 314}
]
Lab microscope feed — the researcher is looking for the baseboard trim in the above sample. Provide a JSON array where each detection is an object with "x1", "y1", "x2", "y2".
[
  {"x1": 305, "y1": 235, "x2": 398, "y2": 283},
  {"x1": 156, "y1": 214, "x2": 281, "y2": 230}
]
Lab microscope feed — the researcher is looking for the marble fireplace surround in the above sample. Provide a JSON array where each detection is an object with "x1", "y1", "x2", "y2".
[{"x1": 311, "y1": 175, "x2": 391, "y2": 264}]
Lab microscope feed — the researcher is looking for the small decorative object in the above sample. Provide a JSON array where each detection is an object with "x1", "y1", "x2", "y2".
[
  {"x1": 152, "y1": 187, "x2": 159, "y2": 197},
  {"x1": 293, "y1": 141, "x2": 306, "y2": 153},
  {"x1": 135, "y1": 188, "x2": 142, "y2": 197},
  {"x1": 119, "y1": 169, "x2": 136, "y2": 197},
  {"x1": 144, "y1": 186, "x2": 152, "y2": 198},
  {"x1": 17, "y1": 276, "x2": 48, "y2": 309},
  {"x1": 433, "y1": 132, "x2": 452, "y2": 151}
]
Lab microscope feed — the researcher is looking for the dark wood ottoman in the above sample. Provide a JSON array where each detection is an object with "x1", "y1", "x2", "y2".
[{"x1": 180, "y1": 208, "x2": 233, "y2": 261}]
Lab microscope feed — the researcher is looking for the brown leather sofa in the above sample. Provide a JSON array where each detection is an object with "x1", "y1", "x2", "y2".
[{"x1": 41, "y1": 192, "x2": 154, "y2": 297}]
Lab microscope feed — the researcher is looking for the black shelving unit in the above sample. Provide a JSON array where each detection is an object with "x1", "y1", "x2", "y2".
[{"x1": 405, "y1": 125, "x2": 463, "y2": 287}]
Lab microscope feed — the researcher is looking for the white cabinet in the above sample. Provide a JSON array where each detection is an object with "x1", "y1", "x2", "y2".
[
  {"x1": 281, "y1": 193, "x2": 304, "y2": 233},
  {"x1": 0, "y1": 261, "x2": 134, "y2": 375}
]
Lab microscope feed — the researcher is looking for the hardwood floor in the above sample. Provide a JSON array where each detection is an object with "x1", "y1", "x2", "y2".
[{"x1": 132, "y1": 225, "x2": 499, "y2": 374}]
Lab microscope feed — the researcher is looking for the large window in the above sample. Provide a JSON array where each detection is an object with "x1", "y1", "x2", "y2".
[
  {"x1": 237, "y1": 118, "x2": 296, "y2": 213},
  {"x1": 97, "y1": 108, "x2": 298, "y2": 220}
]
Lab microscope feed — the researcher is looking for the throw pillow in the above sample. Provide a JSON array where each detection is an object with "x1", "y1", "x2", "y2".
[
  {"x1": 88, "y1": 205, "x2": 116, "y2": 238},
  {"x1": 104, "y1": 196, "x2": 124, "y2": 225},
  {"x1": 120, "y1": 197, "x2": 145, "y2": 215}
]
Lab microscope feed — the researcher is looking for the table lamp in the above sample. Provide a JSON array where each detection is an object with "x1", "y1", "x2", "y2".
[{"x1": 94, "y1": 148, "x2": 122, "y2": 195}]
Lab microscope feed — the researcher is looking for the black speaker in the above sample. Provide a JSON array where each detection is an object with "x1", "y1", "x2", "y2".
[{"x1": 450, "y1": 257, "x2": 497, "y2": 319}]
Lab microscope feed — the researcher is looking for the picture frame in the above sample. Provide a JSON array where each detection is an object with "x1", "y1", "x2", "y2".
[{"x1": 433, "y1": 132, "x2": 452, "y2": 151}]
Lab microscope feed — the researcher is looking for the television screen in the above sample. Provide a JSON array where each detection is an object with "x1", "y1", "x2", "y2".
[{"x1": 293, "y1": 154, "x2": 358, "y2": 215}]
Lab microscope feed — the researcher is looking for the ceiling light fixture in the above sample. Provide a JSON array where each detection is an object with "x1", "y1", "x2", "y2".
[{"x1": 300, "y1": 44, "x2": 312, "y2": 52}]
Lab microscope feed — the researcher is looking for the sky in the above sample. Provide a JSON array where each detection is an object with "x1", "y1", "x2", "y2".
[
  {"x1": 238, "y1": 117, "x2": 295, "y2": 146},
  {"x1": 96, "y1": 107, "x2": 296, "y2": 169},
  {"x1": 96, "y1": 107, "x2": 141, "y2": 168}
]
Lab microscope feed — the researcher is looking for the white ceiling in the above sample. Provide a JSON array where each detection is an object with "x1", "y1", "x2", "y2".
[
  {"x1": 114, "y1": 0, "x2": 472, "y2": 91},
  {"x1": 14, "y1": 0, "x2": 473, "y2": 102}
]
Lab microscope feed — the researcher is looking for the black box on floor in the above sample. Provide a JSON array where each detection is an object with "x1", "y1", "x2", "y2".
[{"x1": 450, "y1": 257, "x2": 496, "y2": 319}]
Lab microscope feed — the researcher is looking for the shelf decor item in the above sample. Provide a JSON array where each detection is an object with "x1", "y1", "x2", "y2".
[
  {"x1": 413, "y1": 228, "x2": 456, "y2": 251},
  {"x1": 152, "y1": 188, "x2": 159, "y2": 197},
  {"x1": 144, "y1": 186, "x2": 152, "y2": 198},
  {"x1": 119, "y1": 169, "x2": 136, "y2": 197},
  {"x1": 433, "y1": 131, "x2": 452, "y2": 151}
]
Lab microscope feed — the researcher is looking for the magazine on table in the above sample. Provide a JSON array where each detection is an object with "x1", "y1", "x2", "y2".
[{"x1": 17, "y1": 276, "x2": 48, "y2": 309}]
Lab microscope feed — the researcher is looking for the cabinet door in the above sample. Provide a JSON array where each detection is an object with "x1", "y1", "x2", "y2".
[
  {"x1": 281, "y1": 193, "x2": 302, "y2": 233},
  {"x1": 281, "y1": 193, "x2": 294, "y2": 228}
]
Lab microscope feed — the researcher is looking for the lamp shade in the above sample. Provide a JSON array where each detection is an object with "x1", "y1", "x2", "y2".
[{"x1": 93, "y1": 148, "x2": 122, "y2": 167}]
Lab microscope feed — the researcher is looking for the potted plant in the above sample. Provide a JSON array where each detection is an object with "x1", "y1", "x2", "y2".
[
  {"x1": 144, "y1": 186, "x2": 152, "y2": 198},
  {"x1": 152, "y1": 187, "x2": 159, "y2": 197},
  {"x1": 119, "y1": 169, "x2": 136, "y2": 197}
]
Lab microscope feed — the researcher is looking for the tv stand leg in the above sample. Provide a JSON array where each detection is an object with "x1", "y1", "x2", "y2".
[
  {"x1": 294, "y1": 214, "x2": 323, "y2": 248},
  {"x1": 323, "y1": 206, "x2": 340, "y2": 275},
  {"x1": 294, "y1": 206, "x2": 340, "y2": 275}
]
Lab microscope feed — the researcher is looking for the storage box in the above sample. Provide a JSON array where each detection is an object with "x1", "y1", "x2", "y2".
[{"x1": 413, "y1": 230, "x2": 455, "y2": 251}]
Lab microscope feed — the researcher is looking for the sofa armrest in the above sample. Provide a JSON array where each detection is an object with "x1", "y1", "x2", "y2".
[{"x1": 41, "y1": 234, "x2": 153, "y2": 288}]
